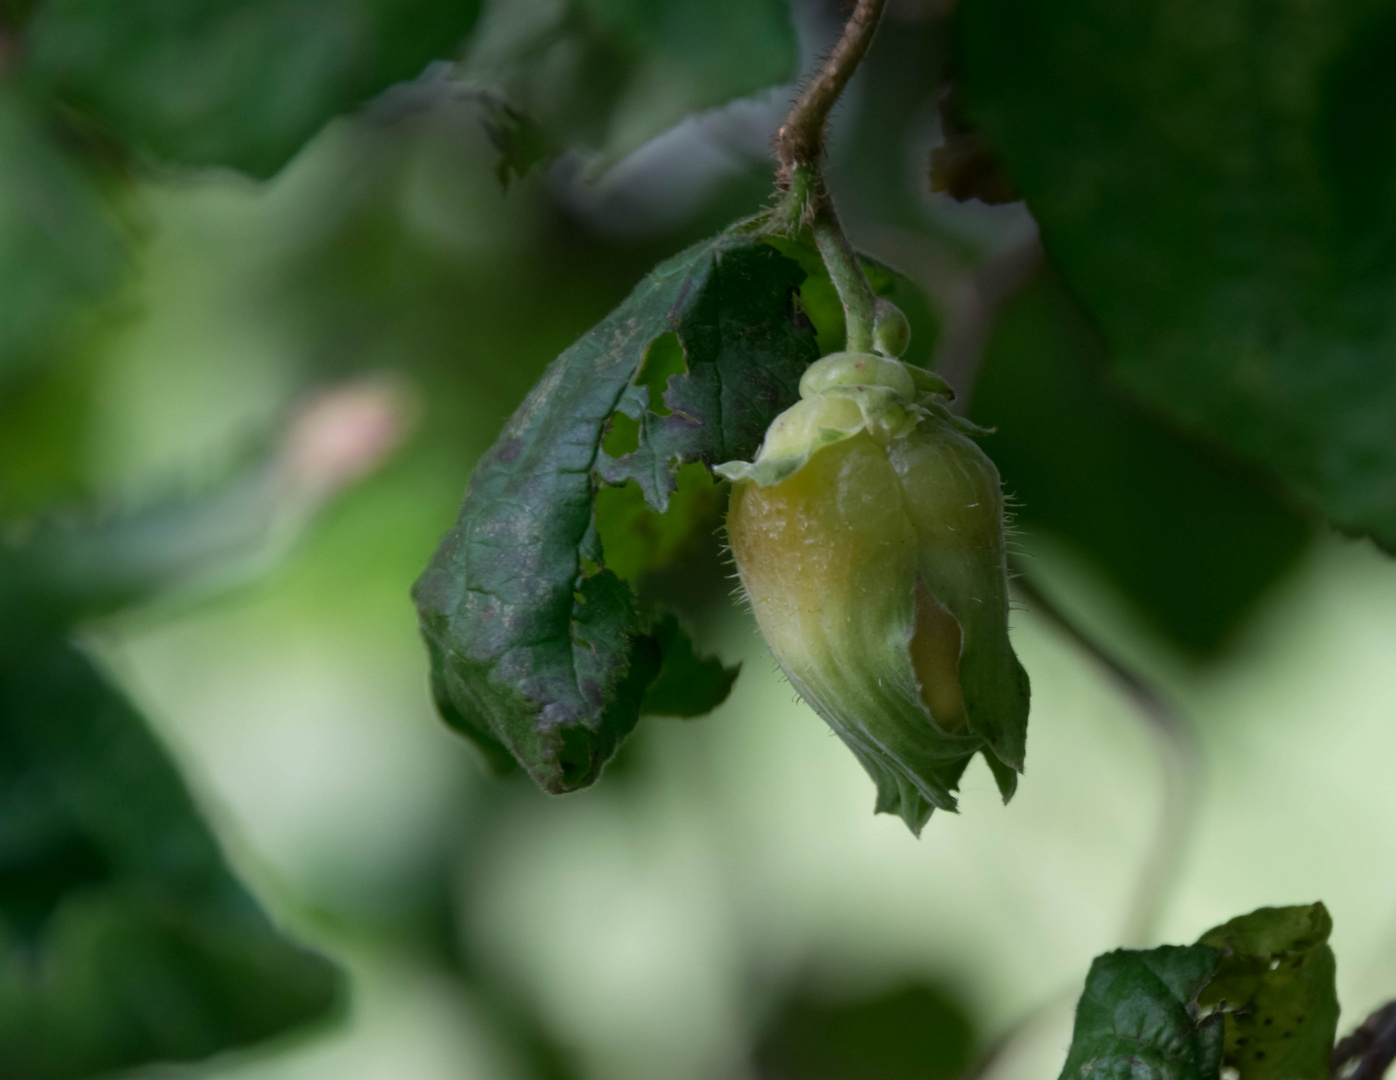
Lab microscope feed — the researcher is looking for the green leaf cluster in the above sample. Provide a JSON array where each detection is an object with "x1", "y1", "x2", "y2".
[{"x1": 1061, "y1": 905, "x2": 1341, "y2": 1080}]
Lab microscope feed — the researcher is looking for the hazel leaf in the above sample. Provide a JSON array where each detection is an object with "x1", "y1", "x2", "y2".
[
  {"x1": 413, "y1": 232, "x2": 817, "y2": 793},
  {"x1": 1059, "y1": 945, "x2": 1224, "y2": 1080},
  {"x1": 1197, "y1": 903, "x2": 1340, "y2": 1080}
]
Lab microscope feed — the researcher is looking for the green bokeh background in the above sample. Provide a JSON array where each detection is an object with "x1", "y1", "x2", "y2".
[{"x1": 4, "y1": 2, "x2": 1396, "y2": 1078}]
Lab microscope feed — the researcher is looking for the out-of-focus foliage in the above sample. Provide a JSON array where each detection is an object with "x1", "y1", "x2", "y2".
[
  {"x1": 0, "y1": 87, "x2": 125, "y2": 381},
  {"x1": 20, "y1": 0, "x2": 484, "y2": 177},
  {"x1": 972, "y1": 272, "x2": 1311, "y2": 656},
  {"x1": 752, "y1": 979, "x2": 977, "y2": 1080},
  {"x1": 462, "y1": 0, "x2": 798, "y2": 170},
  {"x1": 957, "y1": 0, "x2": 1396, "y2": 550},
  {"x1": 0, "y1": 641, "x2": 341, "y2": 1079}
]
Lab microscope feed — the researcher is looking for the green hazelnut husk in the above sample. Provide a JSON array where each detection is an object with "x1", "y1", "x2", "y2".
[{"x1": 717, "y1": 352, "x2": 1029, "y2": 833}]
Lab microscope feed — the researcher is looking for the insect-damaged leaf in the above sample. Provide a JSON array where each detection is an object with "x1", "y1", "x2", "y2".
[
  {"x1": 1059, "y1": 945, "x2": 1224, "y2": 1080},
  {"x1": 0, "y1": 642, "x2": 341, "y2": 1078},
  {"x1": 413, "y1": 233, "x2": 818, "y2": 793},
  {"x1": 1197, "y1": 904, "x2": 1339, "y2": 1080}
]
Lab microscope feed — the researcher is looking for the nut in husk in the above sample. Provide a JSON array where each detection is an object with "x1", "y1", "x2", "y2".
[{"x1": 717, "y1": 352, "x2": 1030, "y2": 833}]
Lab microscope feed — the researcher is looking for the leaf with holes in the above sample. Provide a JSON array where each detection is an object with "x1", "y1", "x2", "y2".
[
  {"x1": 1059, "y1": 945, "x2": 1224, "y2": 1080},
  {"x1": 413, "y1": 231, "x2": 818, "y2": 792},
  {"x1": 0, "y1": 641, "x2": 341, "y2": 1078},
  {"x1": 1197, "y1": 904, "x2": 1340, "y2": 1080}
]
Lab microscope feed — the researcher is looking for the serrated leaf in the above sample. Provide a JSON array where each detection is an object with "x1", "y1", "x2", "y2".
[
  {"x1": 0, "y1": 641, "x2": 341, "y2": 1078},
  {"x1": 413, "y1": 232, "x2": 817, "y2": 793},
  {"x1": 1059, "y1": 945, "x2": 1224, "y2": 1080},
  {"x1": 0, "y1": 88, "x2": 126, "y2": 381},
  {"x1": 21, "y1": 0, "x2": 483, "y2": 177},
  {"x1": 463, "y1": 0, "x2": 797, "y2": 170},
  {"x1": 957, "y1": 0, "x2": 1396, "y2": 548},
  {"x1": 1197, "y1": 904, "x2": 1339, "y2": 1080}
]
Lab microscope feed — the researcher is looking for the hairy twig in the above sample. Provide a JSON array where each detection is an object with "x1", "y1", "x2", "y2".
[
  {"x1": 1011, "y1": 568, "x2": 1201, "y2": 948},
  {"x1": 775, "y1": 0, "x2": 889, "y2": 179},
  {"x1": 1333, "y1": 1002, "x2": 1396, "y2": 1080},
  {"x1": 767, "y1": 0, "x2": 888, "y2": 352}
]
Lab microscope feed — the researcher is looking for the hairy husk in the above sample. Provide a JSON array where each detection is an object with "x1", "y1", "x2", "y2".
[{"x1": 722, "y1": 353, "x2": 1029, "y2": 833}]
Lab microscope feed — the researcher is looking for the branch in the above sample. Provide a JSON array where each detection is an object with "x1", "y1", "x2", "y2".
[
  {"x1": 1333, "y1": 1002, "x2": 1396, "y2": 1080},
  {"x1": 775, "y1": 0, "x2": 888, "y2": 178},
  {"x1": 769, "y1": 0, "x2": 888, "y2": 351}
]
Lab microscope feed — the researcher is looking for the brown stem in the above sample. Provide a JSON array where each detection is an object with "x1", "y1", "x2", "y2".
[
  {"x1": 768, "y1": 0, "x2": 888, "y2": 350},
  {"x1": 776, "y1": 0, "x2": 889, "y2": 177},
  {"x1": 1333, "y1": 1002, "x2": 1396, "y2": 1080}
]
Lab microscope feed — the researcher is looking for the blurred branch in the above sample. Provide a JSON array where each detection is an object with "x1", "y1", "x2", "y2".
[
  {"x1": 1333, "y1": 1001, "x2": 1396, "y2": 1080},
  {"x1": 1011, "y1": 567, "x2": 1202, "y2": 949}
]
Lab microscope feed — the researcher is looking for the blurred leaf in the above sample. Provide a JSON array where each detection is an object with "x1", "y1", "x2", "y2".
[
  {"x1": 929, "y1": 83, "x2": 1017, "y2": 205},
  {"x1": 957, "y1": 0, "x2": 1396, "y2": 548},
  {"x1": 971, "y1": 271, "x2": 1311, "y2": 657},
  {"x1": 0, "y1": 641, "x2": 341, "y2": 1078},
  {"x1": 21, "y1": 0, "x2": 484, "y2": 177},
  {"x1": 413, "y1": 231, "x2": 817, "y2": 794},
  {"x1": 463, "y1": 0, "x2": 797, "y2": 170},
  {"x1": 639, "y1": 612, "x2": 738, "y2": 718},
  {"x1": 473, "y1": 88, "x2": 552, "y2": 187},
  {"x1": 753, "y1": 979, "x2": 977, "y2": 1080},
  {"x1": 1197, "y1": 904, "x2": 1339, "y2": 1080},
  {"x1": 0, "y1": 455, "x2": 283, "y2": 649},
  {"x1": 0, "y1": 88, "x2": 125, "y2": 382},
  {"x1": 1059, "y1": 945, "x2": 1224, "y2": 1080}
]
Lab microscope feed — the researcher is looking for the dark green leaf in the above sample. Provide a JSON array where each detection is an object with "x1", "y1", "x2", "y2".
[
  {"x1": 957, "y1": 0, "x2": 1396, "y2": 548},
  {"x1": 463, "y1": 0, "x2": 798, "y2": 170},
  {"x1": 971, "y1": 270, "x2": 1312, "y2": 656},
  {"x1": 1059, "y1": 945, "x2": 1223, "y2": 1080},
  {"x1": 639, "y1": 612, "x2": 738, "y2": 719},
  {"x1": 1197, "y1": 904, "x2": 1340, "y2": 1080},
  {"x1": 0, "y1": 641, "x2": 341, "y2": 1078},
  {"x1": 413, "y1": 232, "x2": 817, "y2": 793},
  {"x1": 21, "y1": 0, "x2": 483, "y2": 177},
  {"x1": 0, "y1": 88, "x2": 125, "y2": 381}
]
